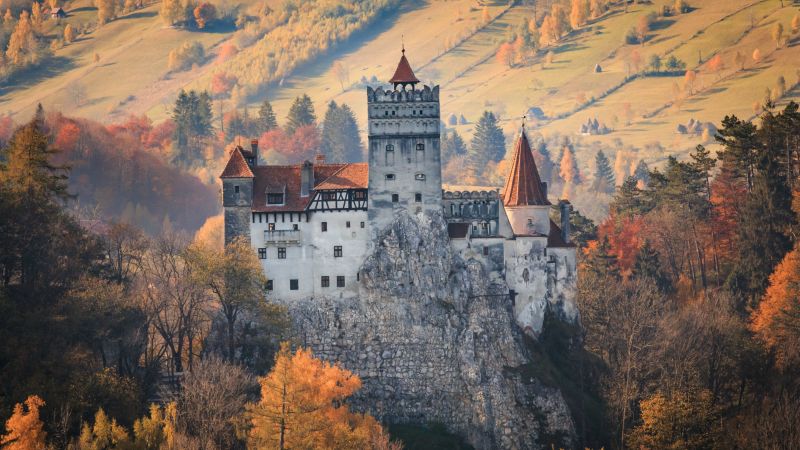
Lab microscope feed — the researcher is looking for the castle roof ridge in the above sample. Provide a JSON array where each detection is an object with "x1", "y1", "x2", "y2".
[
  {"x1": 220, "y1": 146, "x2": 254, "y2": 178},
  {"x1": 501, "y1": 129, "x2": 550, "y2": 207}
]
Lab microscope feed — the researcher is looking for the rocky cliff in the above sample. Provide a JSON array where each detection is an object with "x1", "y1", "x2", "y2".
[{"x1": 285, "y1": 211, "x2": 576, "y2": 449}]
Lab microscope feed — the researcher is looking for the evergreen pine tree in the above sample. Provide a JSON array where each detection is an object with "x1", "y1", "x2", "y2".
[
  {"x1": 532, "y1": 141, "x2": 554, "y2": 183},
  {"x1": 468, "y1": 111, "x2": 505, "y2": 175},
  {"x1": 285, "y1": 94, "x2": 316, "y2": 135},
  {"x1": 612, "y1": 176, "x2": 644, "y2": 218},
  {"x1": 632, "y1": 240, "x2": 672, "y2": 293},
  {"x1": 441, "y1": 129, "x2": 467, "y2": 162},
  {"x1": 320, "y1": 101, "x2": 362, "y2": 163},
  {"x1": 633, "y1": 160, "x2": 650, "y2": 184},
  {"x1": 257, "y1": 100, "x2": 278, "y2": 134},
  {"x1": 591, "y1": 149, "x2": 615, "y2": 193}
]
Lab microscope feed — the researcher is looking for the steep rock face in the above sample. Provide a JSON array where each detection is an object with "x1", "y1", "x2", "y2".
[{"x1": 285, "y1": 211, "x2": 575, "y2": 449}]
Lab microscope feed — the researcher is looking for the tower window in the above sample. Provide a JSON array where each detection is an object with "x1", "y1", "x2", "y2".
[
  {"x1": 334, "y1": 246, "x2": 343, "y2": 257},
  {"x1": 266, "y1": 280, "x2": 273, "y2": 291},
  {"x1": 290, "y1": 279, "x2": 298, "y2": 290},
  {"x1": 234, "y1": 185, "x2": 240, "y2": 193},
  {"x1": 391, "y1": 194, "x2": 399, "y2": 203},
  {"x1": 385, "y1": 111, "x2": 388, "y2": 116},
  {"x1": 360, "y1": 221, "x2": 365, "y2": 228},
  {"x1": 268, "y1": 223, "x2": 275, "y2": 231},
  {"x1": 293, "y1": 224, "x2": 299, "y2": 231},
  {"x1": 415, "y1": 193, "x2": 422, "y2": 203},
  {"x1": 258, "y1": 248, "x2": 266, "y2": 259},
  {"x1": 416, "y1": 143, "x2": 425, "y2": 151},
  {"x1": 415, "y1": 173, "x2": 426, "y2": 181},
  {"x1": 278, "y1": 247, "x2": 286, "y2": 259},
  {"x1": 391, "y1": 110, "x2": 395, "y2": 116},
  {"x1": 337, "y1": 276, "x2": 345, "y2": 287},
  {"x1": 321, "y1": 222, "x2": 327, "y2": 232},
  {"x1": 321, "y1": 276, "x2": 330, "y2": 288},
  {"x1": 385, "y1": 174, "x2": 395, "y2": 181},
  {"x1": 346, "y1": 221, "x2": 351, "y2": 228},
  {"x1": 483, "y1": 246, "x2": 489, "y2": 256}
]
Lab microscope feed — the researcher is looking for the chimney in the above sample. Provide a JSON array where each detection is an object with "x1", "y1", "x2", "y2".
[
  {"x1": 559, "y1": 200, "x2": 571, "y2": 244},
  {"x1": 300, "y1": 160, "x2": 313, "y2": 197},
  {"x1": 250, "y1": 139, "x2": 259, "y2": 166},
  {"x1": 315, "y1": 154, "x2": 326, "y2": 164}
]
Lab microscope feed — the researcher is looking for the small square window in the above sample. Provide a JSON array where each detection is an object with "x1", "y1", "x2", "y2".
[
  {"x1": 266, "y1": 280, "x2": 273, "y2": 291},
  {"x1": 321, "y1": 222, "x2": 328, "y2": 232},
  {"x1": 290, "y1": 279, "x2": 298, "y2": 290},
  {"x1": 293, "y1": 224, "x2": 299, "y2": 231},
  {"x1": 392, "y1": 194, "x2": 399, "y2": 203},
  {"x1": 346, "y1": 221, "x2": 351, "y2": 228},
  {"x1": 360, "y1": 222, "x2": 365, "y2": 228},
  {"x1": 336, "y1": 276, "x2": 345, "y2": 287},
  {"x1": 415, "y1": 193, "x2": 422, "y2": 203},
  {"x1": 386, "y1": 144, "x2": 394, "y2": 152},
  {"x1": 258, "y1": 248, "x2": 267, "y2": 259},
  {"x1": 354, "y1": 191, "x2": 367, "y2": 200},
  {"x1": 483, "y1": 246, "x2": 489, "y2": 256},
  {"x1": 334, "y1": 246, "x2": 342, "y2": 257},
  {"x1": 321, "y1": 276, "x2": 330, "y2": 288},
  {"x1": 278, "y1": 247, "x2": 286, "y2": 259},
  {"x1": 416, "y1": 143, "x2": 425, "y2": 151},
  {"x1": 385, "y1": 174, "x2": 395, "y2": 181},
  {"x1": 268, "y1": 223, "x2": 275, "y2": 231}
]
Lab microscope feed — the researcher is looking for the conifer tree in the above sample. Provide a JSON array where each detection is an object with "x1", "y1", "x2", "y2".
[
  {"x1": 583, "y1": 237, "x2": 620, "y2": 280},
  {"x1": 441, "y1": 129, "x2": 467, "y2": 162},
  {"x1": 592, "y1": 149, "x2": 615, "y2": 194},
  {"x1": 320, "y1": 101, "x2": 362, "y2": 162},
  {"x1": 285, "y1": 94, "x2": 316, "y2": 135},
  {"x1": 257, "y1": 100, "x2": 277, "y2": 133},
  {"x1": 531, "y1": 141, "x2": 553, "y2": 182},
  {"x1": 612, "y1": 176, "x2": 644, "y2": 218},
  {"x1": 468, "y1": 111, "x2": 505, "y2": 176},
  {"x1": 633, "y1": 160, "x2": 649, "y2": 185},
  {"x1": 632, "y1": 240, "x2": 672, "y2": 293},
  {"x1": 172, "y1": 89, "x2": 213, "y2": 161}
]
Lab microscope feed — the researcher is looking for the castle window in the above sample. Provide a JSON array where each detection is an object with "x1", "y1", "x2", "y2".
[
  {"x1": 415, "y1": 173, "x2": 426, "y2": 181},
  {"x1": 290, "y1": 279, "x2": 298, "y2": 290},
  {"x1": 346, "y1": 221, "x2": 351, "y2": 228},
  {"x1": 293, "y1": 224, "x2": 299, "y2": 231},
  {"x1": 527, "y1": 218, "x2": 534, "y2": 225},
  {"x1": 234, "y1": 185, "x2": 240, "y2": 194},
  {"x1": 450, "y1": 204, "x2": 456, "y2": 216},
  {"x1": 334, "y1": 246, "x2": 343, "y2": 257},
  {"x1": 412, "y1": 110, "x2": 416, "y2": 115},
  {"x1": 415, "y1": 193, "x2": 422, "y2": 203},
  {"x1": 483, "y1": 246, "x2": 489, "y2": 256},
  {"x1": 385, "y1": 145, "x2": 395, "y2": 165},
  {"x1": 360, "y1": 221, "x2": 365, "y2": 228},
  {"x1": 337, "y1": 276, "x2": 345, "y2": 287},
  {"x1": 391, "y1": 110, "x2": 396, "y2": 116},
  {"x1": 258, "y1": 248, "x2": 266, "y2": 259},
  {"x1": 268, "y1": 223, "x2": 275, "y2": 231},
  {"x1": 321, "y1": 222, "x2": 327, "y2": 232},
  {"x1": 267, "y1": 193, "x2": 284, "y2": 205},
  {"x1": 322, "y1": 192, "x2": 336, "y2": 201},
  {"x1": 278, "y1": 247, "x2": 286, "y2": 259},
  {"x1": 385, "y1": 174, "x2": 395, "y2": 181},
  {"x1": 266, "y1": 280, "x2": 273, "y2": 291},
  {"x1": 392, "y1": 194, "x2": 399, "y2": 203},
  {"x1": 354, "y1": 190, "x2": 367, "y2": 200},
  {"x1": 416, "y1": 143, "x2": 425, "y2": 151},
  {"x1": 385, "y1": 111, "x2": 388, "y2": 116},
  {"x1": 321, "y1": 276, "x2": 330, "y2": 288}
]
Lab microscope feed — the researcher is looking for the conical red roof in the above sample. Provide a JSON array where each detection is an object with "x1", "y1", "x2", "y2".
[
  {"x1": 220, "y1": 147, "x2": 254, "y2": 178},
  {"x1": 501, "y1": 130, "x2": 550, "y2": 206},
  {"x1": 389, "y1": 50, "x2": 420, "y2": 84}
]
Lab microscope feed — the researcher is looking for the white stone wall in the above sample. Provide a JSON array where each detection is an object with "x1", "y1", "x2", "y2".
[
  {"x1": 250, "y1": 210, "x2": 369, "y2": 300},
  {"x1": 505, "y1": 204, "x2": 551, "y2": 237}
]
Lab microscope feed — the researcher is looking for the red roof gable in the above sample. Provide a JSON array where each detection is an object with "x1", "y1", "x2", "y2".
[
  {"x1": 314, "y1": 163, "x2": 368, "y2": 190},
  {"x1": 220, "y1": 147, "x2": 254, "y2": 178},
  {"x1": 389, "y1": 50, "x2": 420, "y2": 85},
  {"x1": 251, "y1": 163, "x2": 354, "y2": 212},
  {"x1": 501, "y1": 130, "x2": 550, "y2": 207}
]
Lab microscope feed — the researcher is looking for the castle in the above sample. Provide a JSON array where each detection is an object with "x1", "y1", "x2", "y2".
[{"x1": 220, "y1": 50, "x2": 577, "y2": 334}]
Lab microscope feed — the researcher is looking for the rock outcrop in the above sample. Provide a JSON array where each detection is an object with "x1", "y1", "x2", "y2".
[{"x1": 284, "y1": 211, "x2": 576, "y2": 449}]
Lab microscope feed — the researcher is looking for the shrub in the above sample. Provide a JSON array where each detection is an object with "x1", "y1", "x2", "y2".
[{"x1": 168, "y1": 41, "x2": 204, "y2": 71}]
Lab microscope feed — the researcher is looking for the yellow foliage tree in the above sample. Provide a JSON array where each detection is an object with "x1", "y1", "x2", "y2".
[
  {"x1": 569, "y1": 0, "x2": 588, "y2": 29},
  {"x1": 6, "y1": 11, "x2": 36, "y2": 66},
  {"x1": 0, "y1": 396, "x2": 48, "y2": 450},
  {"x1": 247, "y1": 343, "x2": 398, "y2": 449},
  {"x1": 79, "y1": 408, "x2": 130, "y2": 450},
  {"x1": 751, "y1": 246, "x2": 800, "y2": 367},
  {"x1": 63, "y1": 23, "x2": 75, "y2": 43},
  {"x1": 627, "y1": 390, "x2": 718, "y2": 449},
  {"x1": 752, "y1": 48, "x2": 762, "y2": 64},
  {"x1": 792, "y1": 14, "x2": 799, "y2": 33},
  {"x1": 96, "y1": 0, "x2": 116, "y2": 25}
]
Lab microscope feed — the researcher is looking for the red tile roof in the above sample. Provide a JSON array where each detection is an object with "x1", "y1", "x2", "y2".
[
  {"x1": 220, "y1": 147, "x2": 254, "y2": 178},
  {"x1": 314, "y1": 163, "x2": 369, "y2": 190},
  {"x1": 389, "y1": 50, "x2": 420, "y2": 85},
  {"x1": 501, "y1": 130, "x2": 550, "y2": 207}
]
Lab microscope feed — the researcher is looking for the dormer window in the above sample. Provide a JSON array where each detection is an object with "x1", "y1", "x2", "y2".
[{"x1": 267, "y1": 193, "x2": 284, "y2": 205}]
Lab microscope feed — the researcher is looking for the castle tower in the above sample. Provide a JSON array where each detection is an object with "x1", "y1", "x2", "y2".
[
  {"x1": 366, "y1": 48, "x2": 442, "y2": 232},
  {"x1": 220, "y1": 147, "x2": 254, "y2": 245},
  {"x1": 501, "y1": 128, "x2": 551, "y2": 236}
]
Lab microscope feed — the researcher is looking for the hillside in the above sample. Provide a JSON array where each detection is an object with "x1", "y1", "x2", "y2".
[{"x1": 2, "y1": 0, "x2": 799, "y2": 190}]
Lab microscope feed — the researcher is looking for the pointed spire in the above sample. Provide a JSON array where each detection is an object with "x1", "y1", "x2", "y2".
[
  {"x1": 389, "y1": 44, "x2": 419, "y2": 88},
  {"x1": 501, "y1": 128, "x2": 550, "y2": 206}
]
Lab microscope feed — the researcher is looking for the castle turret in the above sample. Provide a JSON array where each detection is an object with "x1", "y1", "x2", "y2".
[
  {"x1": 220, "y1": 147, "x2": 254, "y2": 244},
  {"x1": 367, "y1": 47, "x2": 442, "y2": 232},
  {"x1": 501, "y1": 129, "x2": 551, "y2": 236}
]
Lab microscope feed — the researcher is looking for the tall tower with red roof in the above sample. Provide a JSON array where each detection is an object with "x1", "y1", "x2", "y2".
[{"x1": 366, "y1": 47, "x2": 442, "y2": 231}]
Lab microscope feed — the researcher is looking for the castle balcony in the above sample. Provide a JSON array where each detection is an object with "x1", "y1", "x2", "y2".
[{"x1": 263, "y1": 229, "x2": 301, "y2": 245}]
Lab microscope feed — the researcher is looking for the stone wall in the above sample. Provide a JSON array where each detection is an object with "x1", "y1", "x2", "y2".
[{"x1": 284, "y1": 211, "x2": 575, "y2": 449}]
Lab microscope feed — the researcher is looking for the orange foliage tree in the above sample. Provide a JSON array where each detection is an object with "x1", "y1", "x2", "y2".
[
  {"x1": 707, "y1": 53, "x2": 723, "y2": 78},
  {"x1": 598, "y1": 214, "x2": 644, "y2": 275},
  {"x1": 247, "y1": 343, "x2": 398, "y2": 449},
  {"x1": 496, "y1": 42, "x2": 514, "y2": 67},
  {"x1": 1, "y1": 396, "x2": 47, "y2": 450},
  {"x1": 751, "y1": 247, "x2": 800, "y2": 366}
]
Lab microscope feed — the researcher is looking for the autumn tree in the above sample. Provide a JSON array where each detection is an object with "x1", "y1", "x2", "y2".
[
  {"x1": 193, "y1": 2, "x2": 216, "y2": 29},
  {"x1": 792, "y1": 14, "x2": 799, "y2": 34},
  {"x1": 772, "y1": 22, "x2": 783, "y2": 48},
  {"x1": 63, "y1": 23, "x2": 75, "y2": 43},
  {"x1": 590, "y1": 0, "x2": 605, "y2": 19},
  {"x1": 751, "y1": 246, "x2": 800, "y2": 366},
  {"x1": 707, "y1": 53, "x2": 723, "y2": 78},
  {"x1": 160, "y1": 0, "x2": 184, "y2": 25},
  {"x1": 6, "y1": 11, "x2": 37, "y2": 66},
  {"x1": 79, "y1": 408, "x2": 130, "y2": 449},
  {"x1": 496, "y1": 41, "x2": 514, "y2": 67},
  {"x1": 684, "y1": 69, "x2": 696, "y2": 94},
  {"x1": 248, "y1": 343, "x2": 396, "y2": 449},
  {"x1": 733, "y1": 50, "x2": 745, "y2": 71},
  {"x1": 752, "y1": 48, "x2": 762, "y2": 64},
  {"x1": 1, "y1": 396, "x2": 47, "y2": 450},
  {"x1": 332, "y1": 60, "x2": 349, "y2": 92},
  {"x1": 569, "y1": 0, "x2": 588, "y2": 29},
  {"x1": 635, "y1": 14, "x2": 649, "y2": 45},
  {"x1": 627, "y1": 390, "x2": 719, "y2": 449},
  {"x1": 559, "y1": 146, "x2": 580, "y2": 199},
  {"x1": 285, "y1": 94, "x2": 316, "y2": 135},
  {"x1": 96, "y1": 0, "x2": 116, "y2": 25}
]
